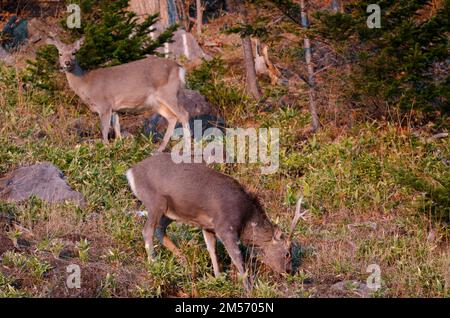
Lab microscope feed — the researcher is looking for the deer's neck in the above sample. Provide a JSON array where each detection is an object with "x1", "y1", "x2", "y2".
[
  {"x1": 240, "y1": 212, "x2": 275, "y2": 248},
  {"x1": 64, "y1": 61, "x2": 88, "y2": 96}
]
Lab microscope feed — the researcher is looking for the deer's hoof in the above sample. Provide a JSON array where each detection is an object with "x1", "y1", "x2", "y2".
[{"x1": 156, "y1": 147, "x2": 167, "y2": 153}]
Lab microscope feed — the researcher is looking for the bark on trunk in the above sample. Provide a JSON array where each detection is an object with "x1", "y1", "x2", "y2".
[
  {"x1": 300, "y1": 0, "x2": 319, "y2": 132},
  {"x1": 225, "y1": 0, "x2": 237, "y2": 12},
  {"x1": 159, "y1": 0, "x2": 169, "y2": 27},
  {"x1": 129, "y1": 0, "x2": 175, "y2": 26},
  {"x1": 242, "y1": 36, "x2": 262, "y2": 99},
  {"x1": 176, "y1": 0, "x2": 192, "y2": 31},
  {"x1": 237, "y1": 1, "x2": 262, "y2": 100},
  {"x1": 331, "y1": 0, "x2": 340, "y2": 12},
  {"x1": 129, "y1": 0, "x2": 161, "y2": 22},
  {"x1": 196, "y1": 0, "x2": 203, "y2": 36},
  {"x1": 331, "y1": 0, "x2": 343, "y2": 13}
]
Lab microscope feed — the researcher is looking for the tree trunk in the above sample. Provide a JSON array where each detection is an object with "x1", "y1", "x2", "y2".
[
  {"x1": 196, "y1": 0, "x2": 203, "y2": 36},
  {"x1": 225, "y1": 0, "x2": 237, "y2": 12},
  {"x1": 237, "y1": 1, "x2": 262, "y2": 100},
  {"x1": 242, "y1": 36, "x2": 262, "y2": 99},
  {"x1": 167, "y1": 0, "x2": 179, "y2": 26},
  {"x1": 129, "y1": 0, "x2": 161, "y2": 22},
  {"x1": 300, "y1": 0, "x2": 319, "y2": 132},
  {"x1": 159, "y1": 0, "x2": 169, "y2": 28},
  {"x1": 176, "y1": 0, "x2": 191, "y2": 31},
  {"x1": 331, "y1": 0, "x2": 340, "y2": 12},
  {"x1": 331, "y1": 0, "x2": 343, "y2": 13}
]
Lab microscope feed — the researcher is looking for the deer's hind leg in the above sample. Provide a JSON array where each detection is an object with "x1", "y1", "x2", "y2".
[
  {"x1": 111, "y1": 112, "x2": 122, "y2": 139},
  {"x1": 141, "y1": 194, "x2": 167, "y2": 262},
  {"x1": 157, "y1": 114, "x2": 177, "y2": 153},
  {"x1": 156, "y1": 96, "x2": 191, "y2": 152},
  {"x1": 99, "y1": 109, "x2": 112, "y2": 144}
]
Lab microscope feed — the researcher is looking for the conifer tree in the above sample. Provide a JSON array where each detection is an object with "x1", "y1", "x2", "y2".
[
  {"x1": 314, "y1": 0, "x2": 449, "y2": 115},
  {"x1": 69, "y1": 0, "x2": 178, "y2": 70}
]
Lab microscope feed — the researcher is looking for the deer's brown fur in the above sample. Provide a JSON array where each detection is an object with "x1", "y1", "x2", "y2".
[
  {"x1": 126, "y1": 153, "x2": 294, "y2": 288},
  {"x1": 47, "y1": 37, "x2": 191, "y2": 151}
]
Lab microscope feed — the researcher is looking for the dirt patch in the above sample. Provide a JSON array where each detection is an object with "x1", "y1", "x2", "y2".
[{"x1": 48, "y1": 261, "x2": 105, "y2": 298}]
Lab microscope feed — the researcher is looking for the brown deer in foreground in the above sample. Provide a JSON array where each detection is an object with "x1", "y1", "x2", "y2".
[
  {"x1": 126, "y1": 153, "x2": 302, "y2": 289},
  {"x1": 46, "y1": 37, "x2": 191, "y2": 152}
]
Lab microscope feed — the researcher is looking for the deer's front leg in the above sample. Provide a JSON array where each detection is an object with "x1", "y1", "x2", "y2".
[
  {"x1": 99, "y1": 110, "x2": 112, "y2": 144},
  {"x1": 203, "y1": 230, "x2": 221, "y2": 278},
  {"x1": 217, "y1": 231, "x2": 250, "y2": 290}
]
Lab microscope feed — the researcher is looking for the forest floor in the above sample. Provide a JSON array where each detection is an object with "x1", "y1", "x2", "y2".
[{"x1": 0, "y1": 13, "x2": 449, "y2": 298}]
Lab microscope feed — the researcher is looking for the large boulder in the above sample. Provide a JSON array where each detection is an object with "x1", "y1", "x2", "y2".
[
  {"x1": 179, "y1": 88, "x2": 218, "y2": 117},
  {"x1": 154, "y1": 29, "x2": 211, "y2": 68},
  {"x1": 170, "y1": 29, "x2": 211, "y2": 64},
  {"x1": 0, "y1": 163, "x2": 85, "y2": 207},
  {"x1": 1, "y1": 16, "x2": 28, "y2": 50}
]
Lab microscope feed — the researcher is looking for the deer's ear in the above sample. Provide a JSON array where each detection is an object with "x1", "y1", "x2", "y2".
[
  {"x1": 73, "y1": 37, "x2": 85, "y2": 50},
  {"x1": 46, "y1": 38, "x2": 59, "y2": 47}
]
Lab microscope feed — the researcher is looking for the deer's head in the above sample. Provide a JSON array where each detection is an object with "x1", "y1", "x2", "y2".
[
  {"x1": 261, "y1": 197, "x2": 306, "y2": 274},
  {"x1": 261, "y1": 228, "x2": 293, "y2": 273},
  {"x1": 46, "y1": 36, "x2": 84, "y2": 72}
]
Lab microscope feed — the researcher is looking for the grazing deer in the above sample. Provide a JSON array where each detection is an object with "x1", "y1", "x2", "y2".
[
  {"x1": 46, "y1": 37, "x2": 191, "y2": 152},
  {"x1": 126, "y1": 153, "x2": 301, "y2": 289}
]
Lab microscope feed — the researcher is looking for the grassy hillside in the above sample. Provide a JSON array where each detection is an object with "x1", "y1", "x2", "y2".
[{"x1": 0, "y1": 58, "x2": 448, "y2": 297}]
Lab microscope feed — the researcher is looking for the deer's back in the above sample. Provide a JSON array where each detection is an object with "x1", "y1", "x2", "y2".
[
  {"x1": 89, "y1": 56, "x2": 178, "y2": 83},
  {"x1": 82, "y1": 56, "x2": 182, "y2": 110}
]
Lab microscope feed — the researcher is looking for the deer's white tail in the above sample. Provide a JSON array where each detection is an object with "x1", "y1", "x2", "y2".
[{"x1": 126, "y1": 169, "x2": 138, "y2": 197}]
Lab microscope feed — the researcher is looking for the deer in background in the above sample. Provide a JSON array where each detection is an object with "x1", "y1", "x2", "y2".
[
  {"x1": 126, "y1": 153, "x2": 303, "y2": 289},
  {"x1": 46, "y1": 37, "x2": 191, "y2": 152}
]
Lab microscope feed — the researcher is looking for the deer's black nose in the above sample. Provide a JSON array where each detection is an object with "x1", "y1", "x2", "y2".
[{"x1": 65, "y1": 61, "x2": 71, "y2": 66}]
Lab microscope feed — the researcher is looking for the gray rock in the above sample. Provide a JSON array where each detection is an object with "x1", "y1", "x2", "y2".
[
  {"x1": 0, "y1": 163, "x2": 85, "y2": 207},
  {"x1": 1, "y1": 16, "x2": 28, "y2": 50},
  {"x1": 329, "y1": 280, "x2": 374, "y2": 298},
  {"x1": 179, "y1": 89, "x2": 217, "y2": 117},
  {"x1": 171, "y1": 29, "x2": 211, "y2": 61}
]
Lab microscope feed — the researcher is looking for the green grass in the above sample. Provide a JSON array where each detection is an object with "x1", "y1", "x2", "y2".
[
  {"x1": 0, "y1": 271, "x2": 29, "y2": 297},
  {"x1": 2, "y1": 251, "x2": 51, "y2": 279}
]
